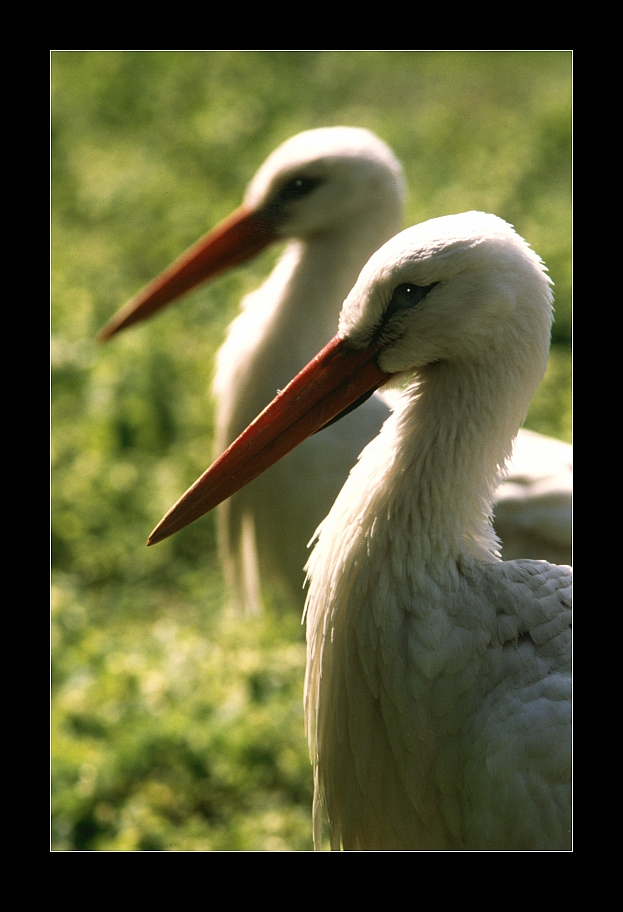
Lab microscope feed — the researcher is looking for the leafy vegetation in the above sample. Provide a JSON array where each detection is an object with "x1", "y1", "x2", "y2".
[{"x1": 52, "y1": 51, "x2": 571, "y2": 851}]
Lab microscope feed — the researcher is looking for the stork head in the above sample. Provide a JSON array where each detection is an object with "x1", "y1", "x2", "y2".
[
  {"x1": 97, "y1": 126, "x2": 404, "y2": 342},
  {"x1": 340, "y1": 211, "x2": 552, "y2": 377},
  {"x1": 243, "y1": 126, "x2": 405, "y2": 237}
]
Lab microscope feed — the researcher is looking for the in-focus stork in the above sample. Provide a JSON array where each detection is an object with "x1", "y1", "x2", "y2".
[
  {"x1": 148, "y1": 212, "x2": 572, "y2": 851},
  {"x1": 99, "y1": 128, "x2": 571, "y2": 610}
]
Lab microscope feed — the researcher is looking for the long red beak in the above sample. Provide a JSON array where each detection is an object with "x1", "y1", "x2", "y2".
[
  {"x1": 148, "y1": 335, "x2": 390, "y2": 545},
  {"x1": 97, "y1": 206, "x2": 279, "y2": 342}
]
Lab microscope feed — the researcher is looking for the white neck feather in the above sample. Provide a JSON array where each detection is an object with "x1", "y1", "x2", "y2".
[{"x1": 214, "y1": 204, "x2": 400, "y2": 448}]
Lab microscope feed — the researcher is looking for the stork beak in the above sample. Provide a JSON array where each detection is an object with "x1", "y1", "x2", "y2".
[
  {"x1": 148, "y1": 335, "x2": 389, "y2": 545},
  {"x1": 97, "y1": 206, "x2": 279, "y2": 342}
]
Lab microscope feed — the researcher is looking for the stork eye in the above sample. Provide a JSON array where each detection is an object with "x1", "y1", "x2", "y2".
[
  {"x1": 387, "y1": 283, "x2": 436, "y2": 319},
  {"x1": 284, "y1": 177, "x2": 321, "y2": 199},
  {"x1": 266, "y1": 176, "x2": 322, "y2": 220},
  {"x1": 371, "y1": 282, "x2": 438, "y2": 344}
]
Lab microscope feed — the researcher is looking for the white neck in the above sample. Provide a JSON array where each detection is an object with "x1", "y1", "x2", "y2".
[
  {"x1": 215, "y1": 203, "x2": 400, "y2": 446},
  {"x1": 306, "y1": 334, "x2": 547, "y2": 602}
]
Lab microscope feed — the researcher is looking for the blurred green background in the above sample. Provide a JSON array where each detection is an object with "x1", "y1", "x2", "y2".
[{"x1": 51, "y1": 51, "x2": 571, "y2": 851}]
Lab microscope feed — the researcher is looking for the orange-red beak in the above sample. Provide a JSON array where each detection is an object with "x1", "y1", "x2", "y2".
[
  {"x1": 148, "y1": 335, "x2": 390, "y2": 545},
  {"x1": 97, "y1": 206, "x2": 280, "y2": 342}
]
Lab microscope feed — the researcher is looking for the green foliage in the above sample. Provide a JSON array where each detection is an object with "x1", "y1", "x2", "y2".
[
  {"x1": 52, "y1": 51, "x2": 571, "y2": 851},
  {"x1": 52, "y1": 578, "x2": 311, "y2": 850}
]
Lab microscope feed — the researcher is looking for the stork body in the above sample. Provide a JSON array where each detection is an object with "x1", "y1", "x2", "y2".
[
  {"x1": 302, "y1": 213, "x2": 571, "y2": 850},
  {"x1": 150, "y1": 212, "x2": 571, "y2": 850},
  {"x1": 305, "y1": 377, "x2": 571, "y2": 850}
]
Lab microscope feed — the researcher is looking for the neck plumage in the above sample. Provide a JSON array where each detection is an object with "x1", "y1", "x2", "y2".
[
  {"x1": 215, "y1": 207, "x2": 400, "y2": 448},
  {"x1": 387, "y1": 361, "x2": 528, "y2": 568},
  {"x1": 269, "y1": 202, "x2": 403, "y2": 368},
  {"x1": 306, "y1": 343, "x2": 545, "y2": 600}
]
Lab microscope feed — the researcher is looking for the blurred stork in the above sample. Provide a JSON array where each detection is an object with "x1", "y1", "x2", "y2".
[
  {"x1": 99, "y1": 129, "x2": 571, "y2": 610},
  {"x1": 148, "y1": 212, "x2": 572, "y2": 851}
]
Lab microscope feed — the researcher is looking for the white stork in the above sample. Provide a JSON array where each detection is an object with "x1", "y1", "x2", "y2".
[
  {"x1": 148, "y1": 212, "x2": 572, "y2": 851},
  {"x1": 99, "y1": 129, "x2": 571, "y2": 611},
  {"x1": 99, "y1": 127, "x2": 403, "y2": 609}
]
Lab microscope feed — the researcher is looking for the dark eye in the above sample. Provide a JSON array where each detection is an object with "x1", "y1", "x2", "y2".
[
  {"x1": 372, "y1": 282, "x2": 437, "y2": 343},
  {"x1": 264, "y1": 176, "x2": 322, "y2": 221},
  {"x1": 282, "y1": 177, "x2": 321, "y2": 200},
  {"x1": 386, "y1": 283, "x2": 436, "y2": 320}
]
